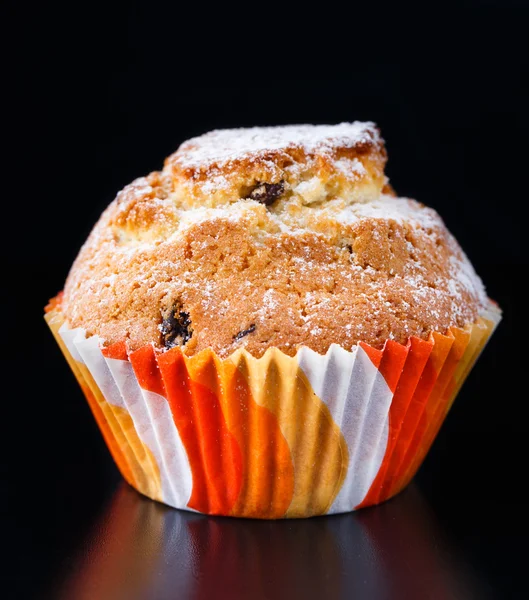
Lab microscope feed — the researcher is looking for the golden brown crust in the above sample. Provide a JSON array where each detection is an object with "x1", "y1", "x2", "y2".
[
  {"x1": 166, "y1": 122, "x2": 387, "y2": 208},
  {"x1": 62, "y1": 124, "x2": 487, "y2": 357}
]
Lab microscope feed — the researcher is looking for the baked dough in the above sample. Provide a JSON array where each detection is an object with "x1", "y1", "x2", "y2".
[{"x1": 62, "y1": 123, "x2": 487, "y2": 357}]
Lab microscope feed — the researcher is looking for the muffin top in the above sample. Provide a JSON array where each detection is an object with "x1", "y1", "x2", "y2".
[{"x1": 62, "y1": 122, "x2": 487, "y2": 358}]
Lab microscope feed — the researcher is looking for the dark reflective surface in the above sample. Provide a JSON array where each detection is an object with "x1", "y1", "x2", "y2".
[{"x1": 42, "y1": 483, "x2": 490, "y2": 600}]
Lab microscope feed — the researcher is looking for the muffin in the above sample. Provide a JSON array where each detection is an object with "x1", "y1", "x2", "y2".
[{"x1": 45, "y1": 122, "x2": 500, "y2": 518}]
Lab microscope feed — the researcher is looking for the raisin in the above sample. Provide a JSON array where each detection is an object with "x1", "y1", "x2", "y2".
[
  {"x1": 246, "y1": 181, "x2": 284, "y2": 206},
  {"x1": 233, "y1": 324, "x2": 256, "y2": 342},
  {"x1": 160, "y1": 303, "x2": 193, "y2": 348}
]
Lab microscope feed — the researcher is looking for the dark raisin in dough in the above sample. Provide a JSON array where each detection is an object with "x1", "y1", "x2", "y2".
[
  {"x1": 161, "y1": 304, "x2": 193, "y2": 348},
  {"x1": 233, "y1": 324, "x2": 256, "y2": 341},
  {"x1": 246, "y1": 181, "x2": 284, "y2": 206}
]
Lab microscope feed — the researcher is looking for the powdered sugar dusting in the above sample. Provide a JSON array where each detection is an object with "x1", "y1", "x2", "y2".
[
  {"x1": 175, "y1": 122, "x2": 379, "y2": 169},
  {"x1": 332, "y1": 195, "x2": 441, "y2": 229},
  {"x1": 448, "y1": 253, "x2": 488, "y2": 309},
  {"x1": 335, "y1": 157, "x2": 367, "y2": 178}
]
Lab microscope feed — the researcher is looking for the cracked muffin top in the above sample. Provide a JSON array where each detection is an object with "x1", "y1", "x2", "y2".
[{"x1": 61, "y1": 122, "x2": 488, "y2": 358}]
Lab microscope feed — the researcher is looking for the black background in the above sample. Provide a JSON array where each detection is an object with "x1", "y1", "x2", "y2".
[{"x1": 3, "y1": 2, "x2": 529, "y2": 599}]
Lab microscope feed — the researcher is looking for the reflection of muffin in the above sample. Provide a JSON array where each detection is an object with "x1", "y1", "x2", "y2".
[
  {"x1": 56, "y1": 483, "x2": 485, "y2": 600},
  {"x1": 46, "y1": 123, "x2": 500, "y2": 518}
]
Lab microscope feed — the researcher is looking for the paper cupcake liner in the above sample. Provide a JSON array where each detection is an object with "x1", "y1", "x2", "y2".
[{"x1": 45, "y1": 298, "x2": 500, "y2": 518}]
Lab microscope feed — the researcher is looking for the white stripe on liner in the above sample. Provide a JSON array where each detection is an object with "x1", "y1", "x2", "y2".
[
  {"x1": 104, "y1": 356, "x2": 182, "y2": 507},
  {"x1": 106, "y1": 356, "x2": 193, "y2": 509},
  {"x1": 58, "y1": 323, "x2": 195, "y2": 511},
  {"x1": 298, "y1": 344, "x2": 392, "y2": 513},
  {"x1": 139, "y1": 388, "x2": 194, "y2": 510},
  {"x1": 58, "y1": 323, "x2": 85, "y2": 363}
]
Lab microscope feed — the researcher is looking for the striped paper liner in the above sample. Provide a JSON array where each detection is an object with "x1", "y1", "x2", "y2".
[{"x1": 45, "y1": 298, "x2": 500, "y2": 518}]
